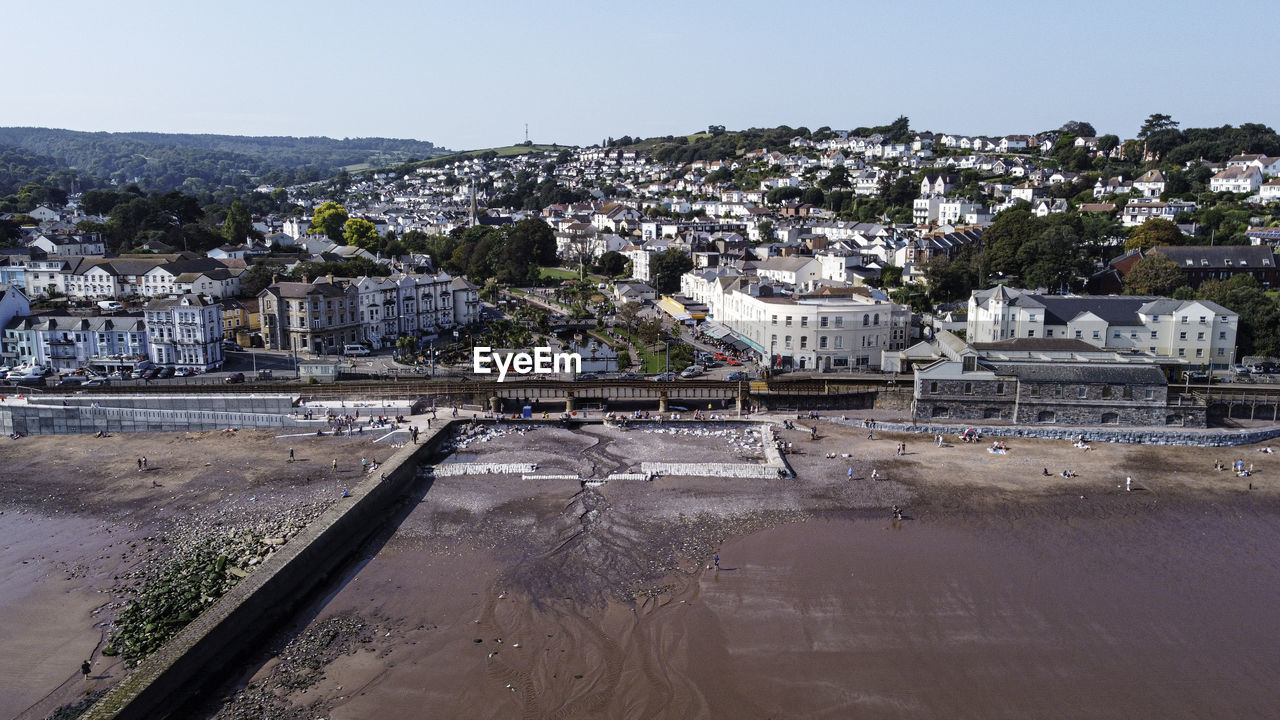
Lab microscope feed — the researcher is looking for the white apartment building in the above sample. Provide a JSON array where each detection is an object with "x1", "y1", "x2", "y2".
[
  {"x1": 622, "y1": 246, "x2": 654, "y2": 282},
  {"x1": 938, "y1": 198, "x2": 982, "y2": 225},
  {"x1": 1122, "y1": 199, "x2": 1197, "y2": 227},
  {"x1": 967, "y1": 286, "x2": 1238, "y2": 368},
  {"x1": 717, "y1": 291, "x2": 910, "y2": 371},
  {"x1": 3, "y1": 314, "x2": 149, "y2": 372},
  {"x1": 144, "y1": 294, "x2": 225, "y2": 370},
  {"x1": 1209, "y1": 165, "x2": 1263, "y2": 194}
]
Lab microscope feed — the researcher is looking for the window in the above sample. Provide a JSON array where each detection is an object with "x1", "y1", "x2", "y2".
[
  {"x1": 1181, "y1": 316, "x2": 1188, "y2": 323},
  {"x1": 1078, "y1": 386, "x2": 1087, "y2": 398},
  {"x1": 1092, "y1": 330, "x2": 1100, "y2": 340},
  {"x1": 800, "y1": 337, "x2": 808, "y2": 348},
  {"x1": 1075, "y1": 330, "x2": 1083, "y2": 339},
  {"x1": 801, "y1": 317, "x2": 808, "y2": 327},
  {"x1": 834, "y1": 336, "x2": 843, "y2": 349},
  {"x1": 1145, "y1": 389, "x2": 1154, "y2": 400},
  {"x1": 785, "y1": 316, "x2": 792, "y2": 326},
  {"x1": 1179, "y1": 331, "x2": 1187, "y2": 340},
  {"x1": 1219, "y1": 331, "x2": 1226, "y2": 340},
  {"x1": 1197, "y1": 332, "x2": 1204, "y2": 340},
  {"x1": 784, "y1": 335, "x2": 792, "y2": 349},
  {"x1": 1149, "y1": 346, "x2": 1156, "y2": 352},
  {"x1": 862, "y1": 315, "x2": 870, "y2": 326},
  {"x1": 1028, "y1": 330, "x2": 1036, "y2": 337},
  {"x1": 1102, "y1": 386, "x2": 1112, "y2": 399},
  {"x1": 1199, "y1": 316, "x2": 1206, "y2": 324},
  {"x1": 820, "y1": 316, "x2": 828, "y2": 327},
  {"x1": 1196, "y1": 348, "x2": 1203, "y2": 357},
  {"x1": 1046, "y1": 329, "x2": 1054, "y2": 337},
  {"x1": 771, "y1": 315, "x2": 777, "y2": 325},
  {"x1": 1178, "y1": 348, "x2": 1186, "y2": 356},
  {"x1": 964, "y1": 382, "x2": 973, "y2": 394},
  {"x1": 834, "y1": 317, "x2": 843, "y2": 328},
  {"x1": 1218, "y1": 348, "x2": 1225, "y2": 356},
  {"x1": 873, "y1": 314, "x2": 880, "y2": 326},
  {"x1": 819, "y1": 336, "x2": 828, "y2": 348},
  {"x1": 1113, "y1": 332, "x2": 1122, "y2": 339},
  {"x1": 930, "y1": 381, "x2": 938, "y2": 393},
  {"x1": 1030, "y1": 386, "x2": 1040, "y2": 397},
  {"x1": 1151, "y1": 331, "x2": 1158, "y2": 339}
]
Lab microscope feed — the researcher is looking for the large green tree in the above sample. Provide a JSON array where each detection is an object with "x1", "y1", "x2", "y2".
[
  {"x1": 1125, "y1": 218, "x2": 1183, "y2": 251},
  {"x1": 309, "y1": 201, "x2": 348, "y2": 243},
  {"x1": 342, "y1": 217, "x2": 379, "y2": 250},
  {"x1": 650, "y1": 249, "x2": 693, "y2": 293},
  {"x1": 222, "y1": 200, "x2": 251, "y2": 244},
  {"x1": 1197, "y1": 275, "x2": 1280, "y2": 357},
  {"x1": 1122, "y1": 253, "x2": 1184, "y2": 296}
]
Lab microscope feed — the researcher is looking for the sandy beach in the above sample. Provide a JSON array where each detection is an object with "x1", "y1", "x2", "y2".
[{"x1": 3, "y1": 417, "x2": 1280, "y2": 719}]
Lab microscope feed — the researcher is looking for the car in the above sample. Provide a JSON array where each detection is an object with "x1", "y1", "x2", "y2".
[
  {"x1": 726, "y1": 357, "x2": 742, "y2": 366},
  {"x1": 54, "y1": 376, "x2": 85, "y2": 387},
  {"x1": 650, "y1": 372, "x2": 678, "y2": 382},
  {"x1": 713, "y1": 352, "x2": 728, "y2": 361},
  {"x1": 1183, "y1": 371, "x2": 1210, "y2": 383},
  {"x1": 725, "y1": 371, "x2": 749, "y2": 381},
  {"x1": 224, "y1": 372, "x2": 246, "y2": 384},
  {"x1": 156, "y1": 366, "x2": 175, "y2": 379},
  {"x1": 576, "y1": 373, "x2": 601, "y2": 381},
  {"x1": 223, "y1": 342, "x2": 244, "y2": 352},
  {"x1": 84, "y1": 377, "x2": 110, "y2": 387},
  {"x1": 617, "y1": 372, "x2": 644, "y2": 380},
  {"x1": 680, "y1": 367, "x2": 702, "y2": 378},
  {"x1": 174, "y1": 367, "x2": 196, "y2": 377}
]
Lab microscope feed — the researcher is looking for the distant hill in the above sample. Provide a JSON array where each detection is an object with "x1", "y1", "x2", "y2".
[{"x1": 0, "y1": 127, "x2": 452, "y2": 194}]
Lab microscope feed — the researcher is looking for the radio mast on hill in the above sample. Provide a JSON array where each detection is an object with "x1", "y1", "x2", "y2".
[{"x1": 524, "y1": 123, "x2": 529, "y2": 144}]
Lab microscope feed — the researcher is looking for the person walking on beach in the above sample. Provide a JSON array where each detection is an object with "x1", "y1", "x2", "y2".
[
  {"x1": 288, "y1": 447, "x2": 294, "y2": 462},
  {"x1": 713, "y1": 554, "x2": 720, "y2": 570},
  {"x1": 332, "y1": 458, "x2": 337, "y2": 470},
  {"x1": 137, "y1": 457, "x2": 143, "y2": 471},
  {"x1": 81, "y1": 659, "x2": 91, "y2": 681},
  {"x1": 848, "y1": 467, "x2": 854, "y2": 480},
  {"x1": 1126, "y1": 476, "x2": 1132, "y2": 492}
]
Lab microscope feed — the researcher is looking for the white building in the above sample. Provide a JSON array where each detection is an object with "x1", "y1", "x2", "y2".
[
  {"x1": 144, "y1": 294, "x2": 225, "y2": 370},
  {"x1": 3, "y1": 314, "x2": 148, "y2": 372},
  {"x1": 717, "y1": 291, "x2": 911, "y2": 371},
  {"x1": 967, "y1": 286, "x2": 1238, "y2": 368},
  {"x1": 1210, "y1": 166, "x2": 1263, "y2": 194}
]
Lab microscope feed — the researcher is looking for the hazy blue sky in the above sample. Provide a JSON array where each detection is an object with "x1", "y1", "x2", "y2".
[{"x1": 7, "y1": 0, "x2": 1276, "y2": 150}]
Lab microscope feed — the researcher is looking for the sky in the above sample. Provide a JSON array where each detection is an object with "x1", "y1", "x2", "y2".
[{"x1": 6, "y1": 0, "x2": 1277, "y2": 150}]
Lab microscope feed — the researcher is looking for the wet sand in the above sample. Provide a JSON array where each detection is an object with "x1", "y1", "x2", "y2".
[
  {"x1": 0, "y1": 428, "x2": 385, "y2": 720},
  {"x1": 205, "y1": 421, "x2": 1280, "y2": 720}
]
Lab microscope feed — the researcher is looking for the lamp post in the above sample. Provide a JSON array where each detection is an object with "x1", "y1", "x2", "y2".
[{"x1": 664, "y1": 340, "x2": 670, "y2": 374}]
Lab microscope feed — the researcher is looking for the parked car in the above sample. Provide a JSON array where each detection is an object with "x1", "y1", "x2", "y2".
[
  {"x1": 224, "y1": 372, "x2": 246, "y2": 384},
  {"x1": 156, "y1": 366, "x2": 175, "y2": 379},
  {"x1": 84, "y1": 377, "x2": 110, "y2": 387},
  {"x1": 725, "y1": 371, "x2": 750, "y2": 381},
  {"x1": 650, "y1": 372, "x2": 678, "y2": 382},
  {"x1": 617, "y1": 372, "x2": 644, "y2": 380},
  {"x1": 174, "y1": 367, "x2": 196, "y2": 377},
  {"x1": 713, "y1": 352, "x2": 728, "y2": 361},
  {"x1": 576, "y1": 373, "x2": 601, "y2": 381},
  {"x1": 726, "y1": 357, "x2": 742, "y2": 366},
  {"x1": 680, "y1": 366, "x2": 702, "y2": 378},
  {"x1": 223, "y1": 341, "x2": 244, "y2": 352},
  {"x1": 55, "y1": 376, "x2": 85, "y2": 387},
  {"x1": 343, "y1": 344, "x2": 371, "y2": 356}
]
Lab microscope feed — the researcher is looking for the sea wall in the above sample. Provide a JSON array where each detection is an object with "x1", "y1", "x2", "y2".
[
  {"x1": 81, "y1": 424, "x2": 448, "y2": 720},
  {"x1": 833, "y1": 418, "x2": 1280, "y2": 447}
]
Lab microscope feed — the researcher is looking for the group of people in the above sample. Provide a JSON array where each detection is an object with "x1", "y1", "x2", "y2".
[
  {"x1": 1217, "y1": 458, "x2": 1253, "y2": 476},
  {"x1": 1042, "y1": 467, "x2": 1076, "y2": 478}
]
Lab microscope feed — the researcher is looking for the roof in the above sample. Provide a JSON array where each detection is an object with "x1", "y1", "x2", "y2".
[
  {"x1": 988, "y1": 362, "x2": 1167, "y2": 385},
  {"x1": 972, "y1": 338, "x2": 1099, "y2": 352},
  {"x1": 1149, "y1": 245, "x2": 1276, "y2": 270}
]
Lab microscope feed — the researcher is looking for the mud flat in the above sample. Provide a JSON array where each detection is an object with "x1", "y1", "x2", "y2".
[
  {"x1": 0, "y1": 429, "x2": 387, "y2": 720},
  {"x1": 201, "y1": 421, "x2": 1280, "y2": 719}
]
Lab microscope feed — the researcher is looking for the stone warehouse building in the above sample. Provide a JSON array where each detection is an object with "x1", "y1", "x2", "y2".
[{"x1": 913, "y1": 353, "x2": 1205, "y2": 428}]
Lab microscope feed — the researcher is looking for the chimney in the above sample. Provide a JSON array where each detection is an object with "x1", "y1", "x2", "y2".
[{"x1": 327, "y1": 273, "x2": 334, "y2": 284}]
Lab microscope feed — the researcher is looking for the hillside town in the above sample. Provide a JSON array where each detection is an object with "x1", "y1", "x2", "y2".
[{"x1": 1, "y1": 119, "x2": 1279, "y2": 427}]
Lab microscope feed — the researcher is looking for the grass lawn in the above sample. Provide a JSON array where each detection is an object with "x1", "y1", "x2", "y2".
[{"x1": 539, "y1": 267, "x2": 581, "y2": 281}]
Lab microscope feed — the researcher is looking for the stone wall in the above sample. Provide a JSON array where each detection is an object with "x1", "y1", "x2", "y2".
[
  {"x1": 81, "y1": 425, "x2": 448, "y2": 720},
  {"x1": 831, "y1": 417, "x2": 1280, "y2": 447}
]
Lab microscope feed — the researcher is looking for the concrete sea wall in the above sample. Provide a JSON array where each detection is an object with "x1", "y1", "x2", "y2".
[
  {"x1": 81, "y1": 424, "x2": 446, "y2": 720},
  {"x1": 834, "y1": 418, "x2": 1280, "y2": 447}
]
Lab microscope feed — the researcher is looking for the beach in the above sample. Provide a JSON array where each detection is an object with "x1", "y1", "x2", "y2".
[{"x1": 2, "y1": 418, "x2": 1279, "y2": 719}]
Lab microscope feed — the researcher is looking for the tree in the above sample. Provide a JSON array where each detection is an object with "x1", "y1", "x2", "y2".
[
  {"x1": 1060, "y1": 121, "x2": 1097, "y2": 138},
  {"x1": 239, "y1": 262, "x2": 287, "y2": 297},
  {"x1": 309, "y1": 201, "x2": 348, "y2": 243},
  {"x1": 343, "y1": 217, "x2": 380, "y2": 250},
  {"x1": 879, "y1": 264, "x2": 903, "y2": 287},
  {"x1": 1122, "y1": 253, "x2": 1184, "y2": 296},
  {"x1": 1096, "y1": 134, "x2": 1120, "y2": 155},
  {"x1": 1198, "y1": 275, "x2": 1280, "y2": 357},
  {"x1": 756, "y1": 220, "x2": 776, "y2": 243},
  {"x1": 637, "y1": 318, "x2": 665, "y2": 346},
  {"x1": 220, "y1": 200, "x2": 251, "y2": 244},
  {"x1": 598, "y1": 250, "x2": 627, "y2": 277},
  {"x1": 1125, "y1": 218, "x2": 1183, "y2": 251},
  {"x1": 616, "y1": 301, "x2": 641, "y2": 331},
  {"x1": 1138, "y1": 113, "x2": 1179, "y2": 139},
  {"x1": 819, "y1": 165, "x2": 850, "y2": 190},
  {"x1": 650, "y1": 249, "x2": 693, "y2": 293}
]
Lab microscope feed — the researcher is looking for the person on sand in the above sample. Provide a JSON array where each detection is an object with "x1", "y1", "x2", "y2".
[
  {"x1": 848, "y1": 467, "x2": 853, "y2": 480},
  {"x1": 288, "y1": 447, "x2": 294, "y2": 462},
  {"x1": 332, "y1": 458, "x2": 337, "y2": 470},
  {"x1": 713, "y1": 554, "x2": 719, "y2": 570},
  {"x1": 1126, "y1": 476, "x2": 1132, "y2": 492},
  {"x1": 1043, "y1": 467, "x2": 1050, "y2": 476},
  {"x1": 81, "y1": 659, "x2": 91, "y2": 681}
]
